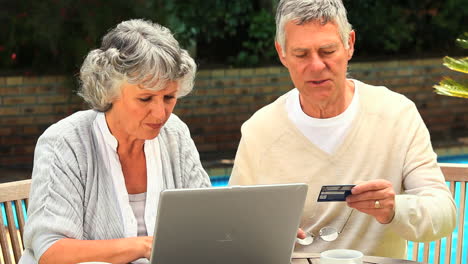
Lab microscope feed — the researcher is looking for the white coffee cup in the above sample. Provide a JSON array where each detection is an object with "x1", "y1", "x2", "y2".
[{"x1": 320, "y1": 249, "x2": 363, "y2": 264}]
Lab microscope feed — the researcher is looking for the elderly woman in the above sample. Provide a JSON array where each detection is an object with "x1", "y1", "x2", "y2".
[{"x1": 19, "y1": 19, "x2": 211, "y2": 264}]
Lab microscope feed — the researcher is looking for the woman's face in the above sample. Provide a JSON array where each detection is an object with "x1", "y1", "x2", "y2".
[{"x1": 105, "y1": 81, "x2": 178, "y2": 142}]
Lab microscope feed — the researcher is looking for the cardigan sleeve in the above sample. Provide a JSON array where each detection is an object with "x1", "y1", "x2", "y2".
[
  {"x1": 23, "y1": 126, "x2": 86, "y2": 260},
  {"x1": 388, "y1": 102, "x2": 456, "y2": 242}
]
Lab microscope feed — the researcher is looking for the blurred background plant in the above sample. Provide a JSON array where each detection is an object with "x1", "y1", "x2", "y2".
[
  {"x1": 228, "y1": 9, "x2": 276, "y2": 66},
  {"x1": 0, "y1": 0, "x2": 467, "y2": 74},
  {"x1": 345, "y1": 0, "x2": 468, "y2": 58},
  {"x1": 433, "y1": 33, "x2": 468, "y2": 99},
  {"x1": 163, "y1": 0, "x2": 255, "y2": 61}
]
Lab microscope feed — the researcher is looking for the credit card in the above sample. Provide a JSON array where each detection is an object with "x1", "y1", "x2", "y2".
[{"x1": 317, "y1": 184, "x2": 356, "y2": 202}]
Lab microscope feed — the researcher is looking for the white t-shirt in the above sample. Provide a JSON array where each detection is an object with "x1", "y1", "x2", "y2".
[
  {"x1": 128, "y1": 192, "x2": 148, "y2": 237},
  {"x1": 285, "y1": 84, "x2": 359, "y2": 154}
]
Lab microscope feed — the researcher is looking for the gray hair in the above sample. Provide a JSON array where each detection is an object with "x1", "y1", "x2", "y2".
[
  {"x1": 275, "y1": 0, "x2": 353, "y2": 54},
  {"x1": 78, "y1": 19, "x2": 196, "y2": 112}
]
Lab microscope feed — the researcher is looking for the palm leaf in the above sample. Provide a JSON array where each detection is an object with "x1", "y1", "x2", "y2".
[
  {"x1": 443, "y1": 56, "x2": 468, "y2": 74},
  {"x1": 433, "y1": 77, "x2": 468, "y2": 99},
  {"x1": 434, "y1": 33, "x2": 468, "y2": 99}
]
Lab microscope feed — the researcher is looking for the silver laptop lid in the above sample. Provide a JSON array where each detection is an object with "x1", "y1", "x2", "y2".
[{"x1": 150, "y1": 183, "x2": 308, "y2": 264}]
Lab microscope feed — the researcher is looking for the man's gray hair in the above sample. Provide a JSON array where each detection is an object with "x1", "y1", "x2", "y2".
[
  {"x1": 78, "y1": 19, "x2": 196, "y2": 112},
  {"x1": 275, "y1": 0, "x2": 353, "y2": 54}
]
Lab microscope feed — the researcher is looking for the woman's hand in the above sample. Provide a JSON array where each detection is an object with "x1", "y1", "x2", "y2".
[
  {"x1": 346, "y1": 179, "x2": 396, "y2": 224},
  {"x1": 39, "y1": 236, "x2": 154, "y2": 264},
  {"x1": 135, "y1": 236, "x2": 154, "y2": 259}
]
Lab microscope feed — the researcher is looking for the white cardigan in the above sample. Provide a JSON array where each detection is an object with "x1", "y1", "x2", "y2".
[{"x1": 20, "y1": 110, "x2": 211, "y2": 263}]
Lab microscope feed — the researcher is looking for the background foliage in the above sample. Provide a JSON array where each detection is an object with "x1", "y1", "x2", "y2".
[{"x1": 1, "y1": 0, "x2": 467, "y2": 74}]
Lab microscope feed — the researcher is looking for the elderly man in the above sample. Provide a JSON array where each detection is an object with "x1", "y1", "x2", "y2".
[{"x1": 229, "y1": 0, "x2": 456, "y2": 259}]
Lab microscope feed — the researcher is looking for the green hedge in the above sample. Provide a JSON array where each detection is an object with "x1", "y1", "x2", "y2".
[{"x1": 1, "y1": 0, "x2": 466, "y2": 73}]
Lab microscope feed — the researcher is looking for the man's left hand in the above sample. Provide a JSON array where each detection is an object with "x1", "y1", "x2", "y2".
[{"x1": 346, "y1": 179, "x2": 395, "y2": 224}]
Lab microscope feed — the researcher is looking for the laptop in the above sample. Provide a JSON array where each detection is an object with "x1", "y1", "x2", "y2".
[{"x1": 150, "y1": 183, "x2": 308, "y2": 264}]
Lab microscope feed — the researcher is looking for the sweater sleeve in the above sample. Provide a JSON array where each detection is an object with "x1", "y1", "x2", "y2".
[
  {"x1": 388, "y1": 102, "x2": 456, "y2": 242},
  {"x1": 23, "y1": 126, "x2": 86, "y2": 261},
  {"x1": 229, "y1": 122, "x2": 256, "y2": 186}
]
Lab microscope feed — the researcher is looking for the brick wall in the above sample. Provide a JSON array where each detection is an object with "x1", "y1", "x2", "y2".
[
  {"x1": 0, "y1": 76, "x2": 86, "y2": 169},
  {"x1": 0, "y1": 58, "x2": 467, "y2": 169}
]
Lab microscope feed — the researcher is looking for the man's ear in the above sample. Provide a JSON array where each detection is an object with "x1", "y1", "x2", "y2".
[
  {"x1": 347, "y1": 30, "x2": 355, "y2": 60},
  {"x1": 275, "y1": 41, "x2": 288, "y2": 67}
]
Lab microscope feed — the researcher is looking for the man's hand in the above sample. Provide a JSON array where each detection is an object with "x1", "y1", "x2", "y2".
[
  {"x1": 346, "y1": 179, "x2": 396, "y2": 224},
  {"x1": 297, "y1": 228, "x2": 307, "y2": 239}
]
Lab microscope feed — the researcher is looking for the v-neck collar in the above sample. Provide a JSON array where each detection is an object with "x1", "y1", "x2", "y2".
[{"x1": 276, "y1": 80, "x2": 366, "y2": 162}]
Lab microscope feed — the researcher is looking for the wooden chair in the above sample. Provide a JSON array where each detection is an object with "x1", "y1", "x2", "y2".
[
  {"x1": 409, "y1": 163, "x2": 468, "y2": 264},
  {"x1": 0, "y1": 179, "x2": 31, "y2": 264}
]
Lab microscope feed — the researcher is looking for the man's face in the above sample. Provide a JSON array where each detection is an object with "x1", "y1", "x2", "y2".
[{"x1": 276, "y1": 20, "x2": 355, "y2": 106}]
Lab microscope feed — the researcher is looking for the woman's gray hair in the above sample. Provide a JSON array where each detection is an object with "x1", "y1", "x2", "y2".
[
  {"x1": 275, "y1": 0, "x2": 353, "y2": 54},
  {"x1": 78, "y1": 19, "x2": 196, "y2": 112}
]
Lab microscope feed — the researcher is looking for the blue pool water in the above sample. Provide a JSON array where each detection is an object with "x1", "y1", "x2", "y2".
[
  {"x1": 438, "y1": 154, "x2": 468, "y2": 164},
  {"x1": 210, "y1": 175, "x2": 231, "y2": 187}
]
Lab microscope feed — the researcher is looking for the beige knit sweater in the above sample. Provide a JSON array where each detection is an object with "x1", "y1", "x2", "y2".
[{"x1": 230, "y1": 79, "x2": 456, "y2": 259}]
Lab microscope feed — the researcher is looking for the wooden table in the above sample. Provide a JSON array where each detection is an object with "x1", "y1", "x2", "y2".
[{"x1": 291, "y1": 252, "x2": 425, "y2": 264}]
